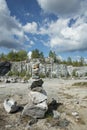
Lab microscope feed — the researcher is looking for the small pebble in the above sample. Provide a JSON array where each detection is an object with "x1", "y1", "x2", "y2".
[
  {"x1": 5, "y1": 125, "x2": 12, "y2": 128},
  {"x1": 53, "y1": 110, "x2": 60, "y2": 119},
  {"x1": 72, "y1": 112, "x2": 79, "y2": 116},
  {"x1": 25, "y1": 124, "x2": 31, "y2": 130}
]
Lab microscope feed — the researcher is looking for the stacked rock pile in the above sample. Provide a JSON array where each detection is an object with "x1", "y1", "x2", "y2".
[{"x1": 22, "y1": 62, "x2": 48, "y2": 119}]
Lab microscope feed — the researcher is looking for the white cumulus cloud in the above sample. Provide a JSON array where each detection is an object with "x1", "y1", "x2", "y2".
[
  {"x1": 37, "y1": 0, "x2": 87, "y2": 17},
  {"x1": 0, "y1": 0, "x2": 26, "y2": 50},
  {"x1": 1, "y1": 0, "x2": 87, "y2": 54},
  {"x1": 0, "y1": 0, "x2": 36, "y2": 51},
  {"x1": 36, "y1": 0, "x2": 87, "y2": 52},
  {"x1": 39, "y1": 17, "x2": 87, "y2": 52},
  {"x1": 23, "y1": 22, "x2": 38, "y2": 33}
]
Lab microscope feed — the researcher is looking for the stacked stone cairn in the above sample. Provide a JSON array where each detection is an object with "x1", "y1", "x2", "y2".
[{"x1": 22, "y1": 62, "x2": 48, "y2": 119}]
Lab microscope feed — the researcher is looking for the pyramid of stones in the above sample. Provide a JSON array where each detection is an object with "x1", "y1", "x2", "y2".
[{"x1": 22, "y1": 61, "x2": 48, "y2": 119}]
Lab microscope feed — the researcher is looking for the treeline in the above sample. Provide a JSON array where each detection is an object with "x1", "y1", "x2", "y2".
[
  {"x1": 0, "y1": 50, "x2": 28, "y2": 61},
  {"x1": 61, "y1": 57, "x2": 86, "y2": 67},
  {"x1": 0, "y1": 49, "x2": 87, "y2": 67}
]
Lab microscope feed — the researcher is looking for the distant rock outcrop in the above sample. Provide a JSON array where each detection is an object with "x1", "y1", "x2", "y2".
[
  {"x1": 0, "y1": 61, "x2": 11, "y2": 76},
  {"x1": 11, "y1": 61, "x2": 69, "y2": 78},
  {"x1": 1, "y1": 60, "x2": 87, "y2": 78}
]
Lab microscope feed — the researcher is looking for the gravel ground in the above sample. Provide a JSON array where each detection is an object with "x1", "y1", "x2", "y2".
[{"x1": 0, "y1": 78, "x2": 87, "y2": 130}]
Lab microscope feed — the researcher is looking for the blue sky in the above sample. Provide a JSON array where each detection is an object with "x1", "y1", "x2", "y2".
[{"x1": 0, "y1": 0, "x2": 87, "y2": 60}]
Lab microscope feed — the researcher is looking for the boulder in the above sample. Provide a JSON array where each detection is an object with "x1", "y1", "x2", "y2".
[
  {"x1": 28, "y1": 90, "x2": 47, "y2": 104},
  {"x1": 30, "y1": 79, "x2": 43, "y2": 90},
  {"x1": 0, "y1": 61, "x2": 11, "y2": 76},
  {"x1": 32, "y1": 75, "x2": 40, "y2": 79},
  {"x1": 22, "y1": 100, "x2": 48, "y2": 118},
  {"x1": 3, "y1": 99, "x2": 18, "y2": 113},
  {"x1": 32, "y1": 68, "x2": 39, "y2": 74},
  {"x1": 31, "y1": 87, "x2": 43, "y2": 92}
]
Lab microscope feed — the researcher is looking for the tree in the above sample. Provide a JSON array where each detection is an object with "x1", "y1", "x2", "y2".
[
  {"x1": 73, "y1": 60, "x2": 79, "y2": 67},
  {"x1": 79, "y1": 57, "x2": 84, "y2": 66},
  {"x1": 7, "y1": 51, "x2": 16, "y2": 61},
  {"x1": 31, "y1": 49, "x2": 44, "y2": 60},
  {"x1": 7, "y1": 50, "x2": 28, "y2": 61},
  {"x1": 67, "y1": 57, "x2": 72, "y2": 65},
  {"x1": 31, "y1": 49, "x2": 40, "y2": 59},
  {"x1": 49, "y1": 50, "x2": 57, "y2": 63},
  {"x1": 17, "y1": 50, "x2": 28, "y2": 61},
  {"x1": 0, "y1": 53, "x2": 7, "y2": 61},
  {"x1": 72, "y1": 70, "x2": 77, "y2": 77},
  {"x1": 39, "y1": 52, "x2": 44, "y2": 59}
]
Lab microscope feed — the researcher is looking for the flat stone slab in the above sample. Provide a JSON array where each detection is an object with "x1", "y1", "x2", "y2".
[
  {"x1": 22, "y1": 100, "x2": 48, "y2": 119},
  {"x1": 29, "y1": 90, "x2": 47, "y2": 104},
  {"x1": 30, "y1": 79, "x2": 43, "y2": 90}
]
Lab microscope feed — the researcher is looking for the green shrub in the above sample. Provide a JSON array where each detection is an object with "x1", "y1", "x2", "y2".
[
  {"x1": 52, "y1": 74, "x2": 57, "y2": 78},
  {"x1": 24, "y1": 74, "x2": 32, "y2": 80},
  {"x1": 19, "y1": 71, "x2": 26, "y2": 77},
  {"x1": 39, "y1": 73, "x2": 46, "y2": 78},
  {"x1": 8, "y1": 70, "x2": 32, "y2": 79},
  {"x1": 7, "y1": 71, "x2": 14, "y2": 76},
  {"x1": 8, "y1": 71, "x2": 19, "y2": 76},
  {"x1": 72, "y1": 70, "x2": 78, "y2": 77},
  {"x1": 72, "y1": 82, "x2": 87, "y2": 86}
]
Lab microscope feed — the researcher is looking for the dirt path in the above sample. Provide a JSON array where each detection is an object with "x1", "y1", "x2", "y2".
[{"x1": 0, "y1": 79, "x2": 87, "y2": 130}]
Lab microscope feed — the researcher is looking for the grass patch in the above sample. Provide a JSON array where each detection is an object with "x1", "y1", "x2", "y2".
[
  {"x1": 76, "y1": 118, "x2": 85, "y2": 125},
  {"x1": 46, "y1": 115, "x2": 53, "y2": 122},
  {"x1": 63, "y1": 93, "x2": 73, "y2": 99},
  {"x1": 72, "y1": 82, "x2": 87, "y2": 87},
  {"x1": 83, "y1": 96, "x2": 87, "y2": 99},
  {"x1": 19, "y1": 116, "x2": 31, "y2": 125},
  {"x1": 57, "y1": 104, "x2": 66, "y2": 113}
]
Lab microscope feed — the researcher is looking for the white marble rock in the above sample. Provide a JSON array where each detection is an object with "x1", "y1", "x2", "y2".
[
  {"x1": 3, "y1": 99, "x2": 18, "y2": 113},
  {"x1": 28, "y1": 89, "x2": 47, "y2": 104}
]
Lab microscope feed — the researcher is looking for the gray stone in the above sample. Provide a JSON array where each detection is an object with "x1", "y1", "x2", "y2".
[
  {"x1": 53, "y1": 110, "x2": 60, "y2": 119},
  {"x1": 31, "y1": 62, "x2": 40, "y2": 79},
  {"x1": 32, "y1": 68, "x2": 39, "y2": 74},
  {"x1": 32, "y1": 75, "x2": 39, "y2": 79},
  {"x1": 25, "y1": 125, "x2": 31, "y2": 130},
  {"x1": 31, "y1": 87, "x2": 43, "y2": 92},
  {"x1": 28, "y1": 90, "x2": 47, "y2": 104},
  {"x1": 22, "y1": 60, "x2": 48, "y2": 119},
  {"x1": 28, "y1": 118, "x2": 38, "y2": 125},
  {"x1": 5, "y1": 125, "x2": 12, "y2": 128},
  {"x1": 58, "y1": 118, "x2": 70, "y2": 128},
  {"x1": 22, "y1": 100, "x2": 48, "y2": 118},
  {"x1": 0, "y1": 61, "x2": 11, "y2": 76},
  {"x1": 3, "y1": 99, "x2": 18, "y2": 113},
  {"x1": 32, "y1": 62, "x2": 39, "y2": 69},
  {"x1": 30, "y1": 79, "x2": 43, "y2": 90},
  {"x1": 4, "y1": 79, "x2": 11, "y2": 83}
]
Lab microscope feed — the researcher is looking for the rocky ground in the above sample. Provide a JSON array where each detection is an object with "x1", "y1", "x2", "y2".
[{"x1": 0, "y1": 78, "x2": 87, "y2": 130}]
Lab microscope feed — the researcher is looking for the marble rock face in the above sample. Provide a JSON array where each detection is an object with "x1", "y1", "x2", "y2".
[{"x1": 0, "y1": 61, "x2": 11, "y2": 76}]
